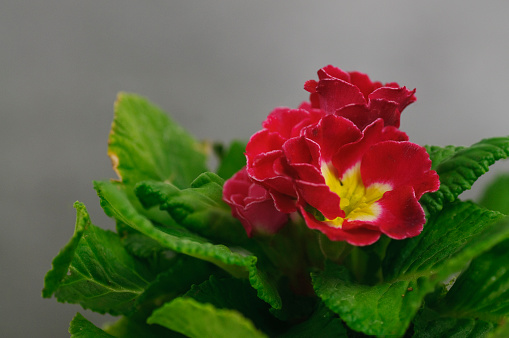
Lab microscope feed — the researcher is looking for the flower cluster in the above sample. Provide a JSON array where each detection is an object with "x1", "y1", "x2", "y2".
[{"x1": 223, "y1": 65, "x2": 439, "y2": 245}]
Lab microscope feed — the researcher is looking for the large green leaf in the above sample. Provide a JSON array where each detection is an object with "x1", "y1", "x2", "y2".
[
  {"x1": 43, "y1": 202, "x2": 150, "y2": 315},
  {"x1": 185, "y1": 276, "x2": 280, "y2": 335},
  {"x1": 412, "y1": 308, "x2": 495, "y2": 338},
  {"x1": 421, "y1": 137, "x2": 509, "y2": 214},
  {"x1": 479, "y1": 173, "x2": 509, "y2": 215},
  {"x1": 440, "y1": 238, "x2": 509, "y2": 322},
  {"x1": 313, "y1": 263, "x2": 430, "y2": 336},
  {"x1": 425, "y1": 145, "x2": 465, "y2": 170},
  {"x1": 313, "y1": 201, "x2": 509, "y2": 336},
  {"x1": 108, "y1": 93, "x2": 208, "y2": 189},
  {"x1": 69, "y1": 313, "x2": 114, "y2": 338},
  {"x1": 94, "y1": 180, "x2": 282, "y2": 311},
  {"x1": 103, "y1": 316, "x2": 184, "y2": 338},
  {"x1": 135, "y1": 256, "x2": 215, "y2": 313},
  {"x1": 277, "y1": 302, "x2": 347, "y2": 338},
  {"x1": 147, "y1": 297, "x2": 268, "y2": 338},
  {"x1": 383, "y1": 201, "x2": 506, "y2": 280},
  {"x1": 136, "y1": 172, "x2": 248, "y2": 244}
]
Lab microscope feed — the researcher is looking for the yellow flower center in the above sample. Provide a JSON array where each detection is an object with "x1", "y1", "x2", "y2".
[{"x1": 321, "y1": 162, "x2": 391, "y2": 228}]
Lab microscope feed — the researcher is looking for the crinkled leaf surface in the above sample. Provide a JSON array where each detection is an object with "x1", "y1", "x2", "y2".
[
  {"x1": 136, "y1": 172, "x2": 247, "y2": 244},
  {"x1": 412, "y1": 308, "x2": 494, "y2": 338},
  {"x1": 488, "y1": 321, "x2": 509, "y2": 338},
  {"x1": 43, "y1": 202, "x2": 150, "y2": 315},
  {"x1": 440, "y1": 237, "x2": 509, "y2": 323},
  {"x1": 313, "y1": 263, "x2": 429, "y2": 337},
  {"x1": 425, "y1": 145, "x2": 465, "y2": 170},
  {"x1": 108, "y1": 92, "x2": 207, "y2": 189},
  {"x1": 147, "y1": 297, "x2": 268, "y2": 338},
  {"x1": 94, "y1": 179, "x2": 282, "y2": 311},
  {"x1": 278, "y1": 302, "x2": 347, "y2": 338},
  {"x1": 313, "y1": 201, "x2": 508, "y2": 336},
  {"x1": 69, "y1": 313, "x2": 114, "y2": 338},
  {"x1": 421, "y1": 137, "x2": 509, "y2": 214},
  {"x1": 185, "y1": 276, "x2": 280, "y2": 335},
  {"x1": 216, "y1": 140, "x2": 247, "y2": 180},
  {"x1": 104, "y1": 316, "x2": 184, "y2": 338},
  {"x1": 383, "y1": 201, "x2": 506, "y2": 280},
  {"x1": 121, "y1": 232, "x2": 169, "y2": 259},
  {"x1": 136, "y1": 256, "x2": 215, "y2": 311},
  {"x1": 480, "y1": 173, "x2": 509, "y2": 215}
]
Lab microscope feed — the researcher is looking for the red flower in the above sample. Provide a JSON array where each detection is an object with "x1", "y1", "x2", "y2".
[
  {"x1": 246, "y1": 114, "x2": 439, "y2": 245},
  {"x1": 223, "y1": 167, "x2": 289, "y2": 237},
  {"x1": 304, "y1": 65, "x2": 416, "y2": 130},
  {"x1": 226, "y1": 65, "x2": 438, "y2": 244}
]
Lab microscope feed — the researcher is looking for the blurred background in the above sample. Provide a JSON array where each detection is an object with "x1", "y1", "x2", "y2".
[{"x1": 2, "y1": 1, "x2": 509, "y2": 336}]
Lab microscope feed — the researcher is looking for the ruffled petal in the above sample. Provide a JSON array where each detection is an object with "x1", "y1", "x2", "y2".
[
  {"x1": 262, "y1": 107, "x2": 318, "y2": 139},
  {"x1": 376, "y1": 186, "x2": 426, "y2": 239},
  {"x1": 360, "y1": 141, "x2": 440, "y2": 198},
  {"x1": 283, "y1": 136, "x2": 321, "y2": 169},
  {"x1": 315, "y1": 78, "x2": 367, "y2": 115},
  {"x1": 318, "y1": 65, "x2": 351, "y2": 81},
  {"x1": 369, "y1": 86, "x2": 417, "y2": 114},
  {"x1": 331, "y1": 119, "x2": 385, "y2": 176},
  {"x1": 302, "y1": 115, "x2": 362, "y2": 162},
  {"x1": 223, "y1": 168, "x2": 289, "y2": 237},
  {"x1": 300, "y1": 207, "x2": 381, "y2": 245},
  {"x1": 246, "y1": 129, "x2": 286, "y2": 156},
  {"x1": 268, "y1": 189, "x2": 299, "y2": 213},
  {"x1": 348, "y1": 71, "x2": 383, "y2": 100}
]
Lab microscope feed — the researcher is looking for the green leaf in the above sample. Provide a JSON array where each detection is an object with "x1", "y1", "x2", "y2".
[
  {"x1": 108, "y1": 93, "x2": 208, "y2": 189},
  {"x1": 43, "y1": 202, "x2": 150, "y2": 315},
  {"x1": 185, "y1": 276, "x2": 280, "y2": 335},
  {"x1": 412, "y1": 308, "x2": 495, "y2": 338},
  {"x1": 313, "y1": 201, "x2": 509, "y2": 336},
  {"x1": 121, "y1": 232, "x2": 169, "y2": 259},
  {"x1": 424, "y1": 145, "x2": 465, "y2": 170},
  {"x1": 313, "y1": 263, "x2": 430, "y2": 336},
  {"x1": 136, "y1": 172, "x2": 248, "y2": 244},
  {"x1": 216, "y1": 140, "x2": 247, "y2": 180},
  {"x1": 488, "y1": 321, "x2": 509, "y2": 338},
  {"x1": 94, "y1": 180, "x2": 282, "y2": 311},
  {"x1": 441, "y1": 237, "x2": 509, "y2": 322},
  {"x1": 383, "y1": 201, "x2": 506, "y2": 280},
  {"x1": 43, "y1": 202, "x2": 91, "y2": 298},
  {"x1": 104, "y1": 316, "x2": 184, "y2": 338},
  {"x1": 147, "y1": 297, "x2": 268, "y2": 338},
  {"x1": 69, "y1": 313, "x2": 114, "y2": 338},
  {"x1": 136, "y1": 256, "x2": 215, "y2": 312},
  {"x1": 479, "y1": 173, "x2": 509, "y2": 215},
  {"x1": 278, "y1": 302, "x2": 347, "y2": 338},
  {"x1": 421, "y1": 137, "x2": 509, "y2": 214}
]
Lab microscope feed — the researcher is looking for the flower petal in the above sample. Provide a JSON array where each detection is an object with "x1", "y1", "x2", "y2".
[
  {"x1": 348, "y1": 71, "x2": 383, "y2": 100},
  {"x1": 369, "y1": 86, "x2": 416, "y2": 114},
  {"x1": 376, "y1": 186, "x2": 426, "y2": 239},
  {"x1": 262, "y1": 107, "x2": 321, "y2": 139},
  {"x1": 223, "y1": 168, "x2": 289, "y2": 237},
  {"x1": 360, "y1": 141, "x2": 440, "y2": 198},
  {"x1": 300, "y1": 207, "x2": 381, "y2": 246},
  {"x1": 331, "y1": 119, "x2": 385, "y2": 177},
  {"x1": 302, "y1": 115, "x2": 362, "y2": 162},
  {"x1": 315, "y1": 78, "x2": 367, "y2": 115}
]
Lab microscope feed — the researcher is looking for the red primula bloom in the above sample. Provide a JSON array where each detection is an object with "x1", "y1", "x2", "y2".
[
  {"x1": 247, "y1": 114, "x2": 439, "y2": 245},
  {"x1": 223, "y1": 167, "x2": 289, "y2": 237},
  {"x1": 229, "y1": 65, "x2": 439, "y2": 245},
  {"x1": 304, "y1": 65, "x2": 417, "y2": 130},
  {"x1": 286, "y1": 115, "x2": 439, "y2": 245}
]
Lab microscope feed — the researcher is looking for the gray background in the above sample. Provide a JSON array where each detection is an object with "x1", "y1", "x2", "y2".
[{"x1": 2, "y1": 1, "x2": 509, "y2": 336}]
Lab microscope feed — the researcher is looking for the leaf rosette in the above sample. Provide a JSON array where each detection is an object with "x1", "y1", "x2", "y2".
[{"x1": 42, "y1": 66, "x2": 509, "y2": 338}]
